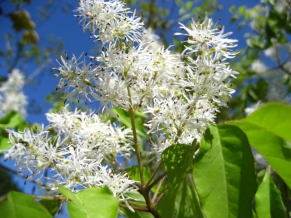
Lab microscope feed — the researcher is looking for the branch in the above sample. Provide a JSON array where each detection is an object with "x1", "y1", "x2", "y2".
[{"x1": 0, "y1": 163, "x2": 47, "y2": 188}]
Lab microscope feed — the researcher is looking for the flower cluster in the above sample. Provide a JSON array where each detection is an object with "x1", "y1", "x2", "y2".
[
  {"x1": 0, "y1": 69, "x2": 27, "y2": 117},
  {"x1": 54, "y1": 1, "x2": 238, "y2": 156},
  {"x1": 75, "y1": 0, "x2": 143, "y2": 44},
  {"x1": 4, "y1": 0, "x2": 239, "y2": 210},
  {"x1": 4, "y1": 107, "x2": 136, "y2": 203}
]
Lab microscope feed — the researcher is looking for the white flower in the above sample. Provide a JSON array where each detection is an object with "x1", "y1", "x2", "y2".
[
  {"x1": 87, "y1": 166, "x2": 137, "y2": 206},
  {"x1": 56, "y1": 43, "x2": 182, "y2": 110},
  {"x1": 75, "y1": 0, "x2": 143, "y2": 44},
  {"x1": 175, "y1": 14, "x2": 238, "y2": 59},
  {"x1": 141, "y1": 28, "x2": 162, "y2": 50},
  {"x1": 4, "y1": 127, "x2": 62, "y2": 186},
  {"x1": 274, "y1": 0, "x2": 287, "y2": 13},
  {"x1": 54, "y1": 53, "x2": 101, "y2": 103},
  {"x1": 4, "y1": 107, "x2": 135, "y2": 200},
  {"x1": 0, "y1": 69, "x2": 27, "y2": 117},
  {"x1": 94, "y1": 44, "x2": 181, "y2": 109},
  {"x1": 46, "y1": 106, "x2": 133, "y2": 157},
  {"x1": 264, "y1": 45, "x2": 277, "y2": 60},
  {"x1": 145, "y1": 97, "x2": 215, "y2": 146},
  {"x1": 55, "y1": 4, "x2": 239, "y2": 159},
  {"x1": 251, "y1": 60, "x2": 267, "y2": 74},
  {"x1": 143, "y1": 14, "x2": 239, "y2": 156}
]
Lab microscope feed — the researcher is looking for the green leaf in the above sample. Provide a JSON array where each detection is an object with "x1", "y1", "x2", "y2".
[
  {"x1": 111, "y1": 107, "x2": 148, "y2": 138},
  {"x1": 58, "y1": 185, "x2": 79, "y2": 203},
  {"x1": 0, "y1": 111, "x2": 28, "y2": 129},
  {"x1": 238, "y1": 6, "x2": 246, "y2": 15},
  {"x1": 60, "y1": 186, "x2": 118, "y2": 218},
  {"x1": 185, "y1": 1, "x2": 193, "y2": 10},
  {"x1": 67, "y1": 201, "x2": 87, "y2": 218},
  {"x1": 158, "y1": 175, "x2": 204, "y2": 218},
  {"x1": 243, "y1": 102, "x2": 291, "y2": 141},
  {"x1": 8, "y1": 10, "x2": 35, "y2": 32},
  {"x1": 175, "y1": 0, "x2": 183, "y2": 7},
  {"x1": 229, "y1": 103, "x2": 291, "y2": 188},
  {"x1": 161, "y1": 144, "x2": 196, "y2": 187},
  {"x1": 125, "y1": 165, "x2": 151, "y2": 183},
  {"x1": 0, "y1": 191, "x2": 52, "y2": 218},
  {"x1": 175, "y1": 175, "x2": 205, "y2": 218},
  {"x1": 229, "y1": 6, "x2": 237, "y2": 14},
  {"x1": 39, "y1": 199, "x2": 61, "y2": 216},
  {"x1": 194, "y1": 124, "x2": 256, "y2": 218},
  {"x1": 0, "y1": 129, "x2": 10, "y2": 151},
  {"x1": 125, "y1": 166, "x2": 156, "y2": 191},
  {"x1": 121, "y1": 191, "x2": 151, "y2": 218},
  {"x1": 255, "y1": 168, "x2": 287, "y2": 218},
  {"x1": 122, "y1": 208, "x2": 154, "y2": 218}
]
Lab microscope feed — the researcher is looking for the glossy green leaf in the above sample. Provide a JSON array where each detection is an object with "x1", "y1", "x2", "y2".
[
  {"x1": 0, "y1": 191, "x2": 52, "y2": 218},
  {"x1": 229, "y1": 103, "x2": 291, "y2": 188},
  {"x1": 194, "y1": 124, "x2": 256, "y2": 218},
  {"x1": 243, "y1": 103, "x2": 291, "y2": 141},
  {"x1": 60, "y1": 186, "x2": 118, "y2": 218},
  {"x1": 59, "y1": 185, "x2": 79, "y2": 203},
  {"x1": 162, "y1": 144, "x2": 195, "y2": 187},
  {"x1": 39, "y1": 199, "x2": 61, "y2": 216},
  {"x1": 158, "y1": 175, "x2": 204, "y2": 218},
  {"x1": 255, "y1": 168, "x2": 287, "y2": 218},
  {"x1": 67, "y1": 202, "x2": 87, "y2": 218}
]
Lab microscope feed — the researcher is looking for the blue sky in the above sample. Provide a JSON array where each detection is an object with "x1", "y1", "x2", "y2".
[
  {"x1": 1, "y1": 0, "x2": 258, "y2": 124},
  {"x1": 0, "y1": 0, "x2": 258, "y2": 196}
]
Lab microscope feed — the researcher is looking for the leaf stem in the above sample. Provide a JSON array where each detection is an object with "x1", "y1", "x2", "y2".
[
  {"x1": 145, "y1": 161, "x2": 162, "y2": 188},
  {"x1": 29, "y1": 194, "x2": 66, "y2": 201},
  {"x1": 152, "y1": 175, "x2": 165, "y2": 203},
  {"x1": 119, "y1": 203, "x2": 149, "y2": 211},
  {"x1": 148, "y1": 172, "x2": 167, "y2": 191},
  {"x1": 128, "y1": 106, "x2": 144, "y2": 186}
]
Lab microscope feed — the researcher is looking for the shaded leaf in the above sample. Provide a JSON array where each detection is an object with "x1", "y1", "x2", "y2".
[
  {"x1": 122, "y1": 207, "x2": 154, "y2": 218},
  {"x1": 162, "y1": 144, "x2": 195, "y2": 187},
  {"x1": 255, "y1": 168, "x2": 287, "y2": 218},
  {"x1": 194, "y1": 124, "x2": 256, "y2": 218},
  {"x1": 0, "y1": 129, "x2": 10, "y2": 151},
  {"x1": 158, "y1": 175, "x2": 204, "y2": 218},
  {"x1": 0, "y1": 111, "x2": 28, "y2": 129},
  {"x1": 39, "y1": 199, "x2": 61, "y2": 216},
  {"x1": 0, "y1": 191, "x2": 52, "y2": 218}
]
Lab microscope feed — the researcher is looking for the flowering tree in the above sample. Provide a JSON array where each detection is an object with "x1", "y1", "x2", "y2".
[{"x1": 1, "y1": 0, "x2": 291, "y2": 217}]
